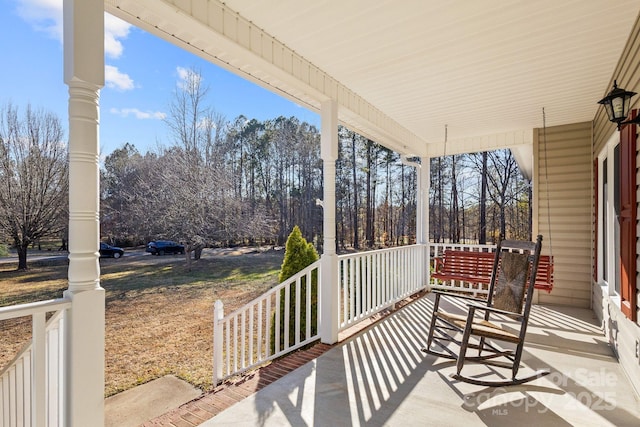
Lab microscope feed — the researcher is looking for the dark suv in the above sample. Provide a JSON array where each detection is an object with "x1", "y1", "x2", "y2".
[{"x1": 146, "y1": 240, "x2": 185, "y2": 255}]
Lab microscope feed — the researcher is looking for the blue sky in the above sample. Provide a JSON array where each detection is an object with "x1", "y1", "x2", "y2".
[{"x1": 1, "y1": 0, "x2": 319, "y2": 158}]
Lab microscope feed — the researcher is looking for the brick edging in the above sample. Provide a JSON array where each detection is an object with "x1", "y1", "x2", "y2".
[{"x1": 141, "y1": 342, "x2": 334, "y2": 427}]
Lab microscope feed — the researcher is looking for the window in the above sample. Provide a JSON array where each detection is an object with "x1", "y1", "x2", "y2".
[
  {"x1": 598, "y1": 146, "x2": 619, "y2": 293},
  {"x1": 597, "y1": 122, "x2": 637, "y2": 322},
  {"x1": 613, "y1": 144, "x2": 621, "y2": 296},
  {"x1": 601, "y1": 158, "x2": 607, "y2": 282}
]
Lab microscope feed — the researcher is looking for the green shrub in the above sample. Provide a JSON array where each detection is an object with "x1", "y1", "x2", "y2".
[
  {"x1": 271, "y1": 226, "x2": 319, "y2": 353},
  {"x1": 0, "y1": 244, "x2": 8, "y2": 257}
]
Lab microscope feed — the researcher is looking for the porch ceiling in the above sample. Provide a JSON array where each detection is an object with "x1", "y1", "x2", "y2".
[{"x1": 106, "y1": 0, "x2": 640, "y2": 157}]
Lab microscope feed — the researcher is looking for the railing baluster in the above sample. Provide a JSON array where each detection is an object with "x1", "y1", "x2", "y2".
[
  {"x1": 265, "y1": 296, "x2": 271, "y2": 357},
  {"x1": 349, "y1": 258, "x2": 355, "y2": 323},
  {"x1": 275, "y1": 289, "x2": 280, "y2": 354},
  {"x1": 340, "y1": 259, "x2": 349, "y2": 327},
  {"x1": 374, "y1": 253, "x2": 379, "y2": 309},
  {"x1": 9, "y1": 366, "x2": 16, "y2": 427},
  {"x1": 224, "y1": 319, "x2": 230, "y2": 377},
  {"x1": 257, "y1": 300, "x2": 262, "y2": 361},
  {"x1": 31, "y1": 312, "x2": 46, "y2": 427},
  {"x1": 367, "y1": 254, "x2": 372, "y2": 314},
  {"x1": 248, "y1": 306, "x2": 254, "y2": 366},
  {"x1": 241, "y1": 310, "x2": 247, "y2": 369},
  {"x1": 306, "y1": 271, "x2": 311, "y2": 340},
  {"x1": 284, "y1": 285, "x2": 290, "y2": 350},
  {"x1": 16, "y1": 359, "x2": 25, "y2": 427},
  {"x1": 295, "y1": 278, "x2": 301, "y2": 345},
  {"x1": 2, "y1": 373, "x2": 9, "y2": 426},
  {"x1": 232, "y1": 316, "x2": 238, "y2": 373}
]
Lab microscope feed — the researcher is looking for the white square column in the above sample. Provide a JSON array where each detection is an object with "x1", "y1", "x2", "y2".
[
  {"x1": 419, "y1": 157, "x2": 430, "y2": 287},
  {"x1": 320, "y1": 100, "x2": 339, "y2": 344}
]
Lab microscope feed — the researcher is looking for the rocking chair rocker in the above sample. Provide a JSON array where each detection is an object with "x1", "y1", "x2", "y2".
[{"x1": 423, "y1": 235, "x2": 549, "y2": 386}]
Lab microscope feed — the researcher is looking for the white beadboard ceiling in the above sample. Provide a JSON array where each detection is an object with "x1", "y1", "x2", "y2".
[{"x1": 107, "y1": 0, "x2": 640, "y2": 157}]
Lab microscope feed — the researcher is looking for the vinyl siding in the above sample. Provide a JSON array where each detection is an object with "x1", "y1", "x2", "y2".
[
  {"x1": 593, "y1": 12, "x2": 640, "y2": 397},
  {"x1": 594, "y1": 11, "x2": 640, "y2": 325},
  {"x1": 594, "y1": 11, "x2": 640, "y2": 154},
  {"x1": 534, "y1": 122, "x2": 592, "y2": 307}
]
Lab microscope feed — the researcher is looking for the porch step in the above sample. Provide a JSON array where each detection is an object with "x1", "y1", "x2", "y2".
[{"x1": 105, "y1": 375, "x2": 202, "y2": 427}]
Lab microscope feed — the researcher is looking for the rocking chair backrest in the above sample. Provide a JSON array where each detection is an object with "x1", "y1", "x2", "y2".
[{"x1": 487, "y1": 236, "x2": 543, "y2": 315}]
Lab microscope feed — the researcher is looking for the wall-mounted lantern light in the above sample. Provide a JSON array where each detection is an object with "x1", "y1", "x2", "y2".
[{"x1": 598, "y1": 80, "x2": 639, "y2": 129}]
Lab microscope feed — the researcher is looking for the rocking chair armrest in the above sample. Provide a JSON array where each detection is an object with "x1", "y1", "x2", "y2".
[{"x1": 465, "y1": 303, "x2": 524, "y2": 320}]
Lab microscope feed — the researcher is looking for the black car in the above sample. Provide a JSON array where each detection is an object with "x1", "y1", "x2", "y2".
[
  {"x1": 100, "y1": 242, "x2": 124, "y2": 258},
  {"x1": 146, "y1": 240, "x2": 185, "y2": 255}
]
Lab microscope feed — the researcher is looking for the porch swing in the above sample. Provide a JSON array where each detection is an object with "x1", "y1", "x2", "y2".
[{"x1": 431, "y1": 115, "x2": 555, "y2": 293}]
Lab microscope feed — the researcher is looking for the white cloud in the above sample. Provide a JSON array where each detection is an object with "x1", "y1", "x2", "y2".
[
  {"x1": 176, "y1": 66, "x2": 203, "y2": 89},
  {"x1": 104, "y1": 13, "x2": 131, "y2": 59},
  {"x1": 110, "y1": 108, "x2": 166, "y2": 120},
  {"x1": 16, "y1": 0, "x2": 131, "y2": 59},
  {"x1": 176, "y1": 66, "x2": 190, "y2": 81},
  {"x1": 105, "y1": 65, "x2": 134, "y2": 91},
  {"x1": 16, "y1": 0, "x2": 62, "y2": 40}
]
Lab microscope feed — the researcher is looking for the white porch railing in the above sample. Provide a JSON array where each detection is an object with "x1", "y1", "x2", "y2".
[
  {"x1": 429, "y1": 242, "x2": 495, "y2": 295},
  {"x1": 337, "y1": 244, "x2": 427, "y2": 331},
  {"x1": 213, "y1": 261, "x2": 320, "y2": 385},
  {"x1": 0, "y1": 298, "x2": 71, "y2": 427},
  {"x1": 213, "y1": 245, "x2": 430, "y2": 384}
]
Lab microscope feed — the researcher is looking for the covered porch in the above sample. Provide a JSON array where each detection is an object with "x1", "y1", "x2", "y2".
[
  {"x1": 201, "y1": 293, "x2": 640, "y2": 426},
  {"x1": 3, "y1": 1, "x2": 640, "y2": 425}
]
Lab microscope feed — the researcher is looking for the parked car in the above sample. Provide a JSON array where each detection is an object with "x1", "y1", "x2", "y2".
[
  {"x1": 146, "y1": 240, "x2": 185, "y2": 255},
  {"x1": 99, "y1": 242, "x2": 124, "y2": 258}
]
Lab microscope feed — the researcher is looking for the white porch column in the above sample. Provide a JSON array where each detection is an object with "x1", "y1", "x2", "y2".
[
  {"x1": 320, "y1": 100, "x2": 339, "y2": 344},
  {"x1": 63, "y1": 0, "x2": 105, "y2": 426},
  {"x1": 419, "y1": 157, "x2": 430, "y2": 286},
  {"x1": 417, "y1": 157, "x2": 430, "y2": 245}
]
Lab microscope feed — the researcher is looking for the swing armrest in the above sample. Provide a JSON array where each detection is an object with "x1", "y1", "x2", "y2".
[{"x1": 433, "y1": 290, "x2": 486, "y2": 304}]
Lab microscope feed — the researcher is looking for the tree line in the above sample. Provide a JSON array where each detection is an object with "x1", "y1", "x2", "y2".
[{"x1": 0, "y1": 68, "x2": 532, "y2": 269}]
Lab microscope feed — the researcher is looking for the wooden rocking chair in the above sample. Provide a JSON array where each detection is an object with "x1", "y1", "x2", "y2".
[{"x1": 423, "y1": 235, "x2": 549, "y2": 386}]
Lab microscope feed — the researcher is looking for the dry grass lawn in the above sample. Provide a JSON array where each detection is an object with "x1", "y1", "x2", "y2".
[{"x1": 0, "y1": 248, "x2": 283, "y2": 396}]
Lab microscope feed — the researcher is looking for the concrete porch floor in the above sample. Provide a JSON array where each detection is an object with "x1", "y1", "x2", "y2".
[{"x1": 202, "y1": 293, "x2": 640, "y2": 426}]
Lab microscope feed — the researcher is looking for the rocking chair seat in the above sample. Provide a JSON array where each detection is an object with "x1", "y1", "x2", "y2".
[{"x1": 437, "y1": 310, "x2": 520, "y2": 343}]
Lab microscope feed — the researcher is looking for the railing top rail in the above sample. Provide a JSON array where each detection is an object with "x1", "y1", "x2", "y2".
[
  {"x1": 219, "y1": 260, "x2": 321, "y2": 322},
  {"x1": 337, "y1": 244, "x2": 426, "y2": 260},
  {"x1": 0, "y1": 297, "x2": 71, "y2": 321}
]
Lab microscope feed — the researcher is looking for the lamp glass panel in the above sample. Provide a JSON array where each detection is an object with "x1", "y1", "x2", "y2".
[
  {"x1": 612, "y1": 96, "x2": 625, "y2": 119},
  {"x1": 604, "y1": 103, "x2": 614, "y2": 121},
  {"x1": 623, "y1": 97, "x2": 631, "y2": 119}
]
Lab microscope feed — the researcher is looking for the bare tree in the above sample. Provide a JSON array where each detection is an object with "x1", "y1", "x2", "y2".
[
  {"x1": 479, "y1": 151, "x2": 488, "y2": 244},
  {"x1": 0, "y1": 103, "x2": 68, "y2": 270},
  {"x1": 486, "y1": 149, "x2": 519, "y2": 239}
]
